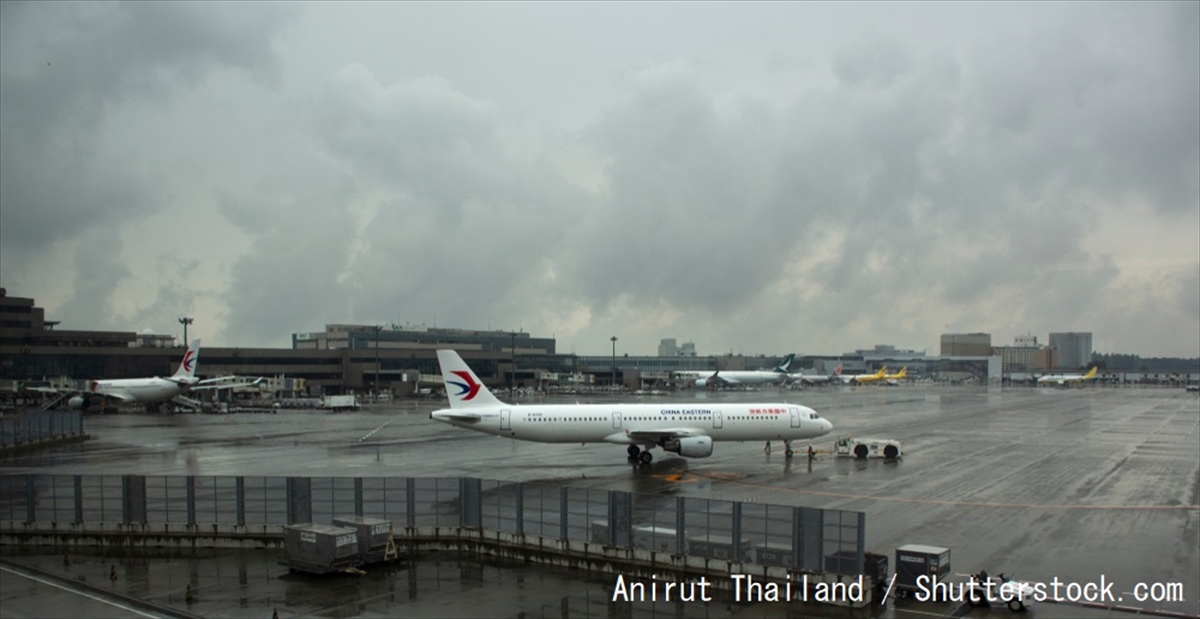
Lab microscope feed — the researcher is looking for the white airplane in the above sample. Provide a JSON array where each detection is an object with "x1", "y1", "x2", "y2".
[
  {"x1": 431, "y1": 349, "x2": 833, "y2": 463},
  {"x1": 787, "y1": 367, "x2": 837, "y2": 386},
  {"x1": 1036, "y1": 367, "x2": 1098, "y2": 386},
  {"x1": 681, "y1": 354, "x2": 796, "y2": 388},
  {"x1": 33, "y1": 340, "x2": 261, "y2": 412}
]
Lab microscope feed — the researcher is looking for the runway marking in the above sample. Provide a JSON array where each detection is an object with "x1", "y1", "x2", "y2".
[
  {"x1": 691, "y1": 471, "x2": 1200, "y2": 510},
  {"x1": 0, "y1": 565, "x2": 160, "y2": 619},
  {"x1": 359, "y1": 419, "x2": 393, "y2": 442}
]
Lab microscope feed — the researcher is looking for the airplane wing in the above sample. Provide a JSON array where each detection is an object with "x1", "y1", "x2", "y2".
[
  {"x1": 191, "y1": 376, "x2": 266, "y2": 390},
  {"x1": 703, "y1": 373, "x2": 738, "y2": 385},
  {"x1": 98, "y1": 392, "x2": 138, "y2": 403},
  {"x1": 606, "y1": 427, "x2": 709, "y2": 444},
  {"x1": 24, "y1": 385, "x2": 136, "y2": 402}
]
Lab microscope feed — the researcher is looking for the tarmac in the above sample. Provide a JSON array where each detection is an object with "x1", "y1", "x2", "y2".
[{"x1": 2, "y1": 384, "x2": 1198, "y2": 618}]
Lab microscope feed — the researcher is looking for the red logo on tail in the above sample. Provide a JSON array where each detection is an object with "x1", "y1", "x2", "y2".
[{"x1": 449, "y1": 371, "x2": 481, "y2": 400}]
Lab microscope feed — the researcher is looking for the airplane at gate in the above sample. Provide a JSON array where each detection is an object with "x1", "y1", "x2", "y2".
[
  {"x1": 1037, "y1": 367, "x2": 1098, "y2": 386},
  {"x1": 430, "y1": 349, "x2": 833, "y2": 463},
  {"x1": 32, "y1": 340, "x2": 262, "y2": 411},
  {"x1": 883, "y1": 367, "x2": 908, "y2": 385},
  {"x1": 682, "y1": 354, "x2": 796, "y2": 388},
  {"x1": 848, "y1": 367, "x2": 889, "y2": 384}
]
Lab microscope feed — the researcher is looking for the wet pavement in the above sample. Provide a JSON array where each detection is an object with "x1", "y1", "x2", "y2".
[{"x1": 2, "y1": 384, "x2": 1198, "y2": 617}]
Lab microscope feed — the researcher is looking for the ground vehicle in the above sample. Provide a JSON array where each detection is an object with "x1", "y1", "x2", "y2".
[
  {"x1": 969, "y1": 571, "x2": 1037, "y2": 612},
  {"x1": 834, "y1": 436, "x2": 902, "y2": 459},
  {"x1": 322, "y1": 395, "x2": 360, "y2": 411}
]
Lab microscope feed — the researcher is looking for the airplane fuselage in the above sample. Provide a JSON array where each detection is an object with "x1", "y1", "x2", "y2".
[
  {"x1": 90, "y1": 377, "x2": 190, "y2": 404},
  {"x1": 678, "y1": 370, "x2": 789, "y2": 387},
  {"x1": 431, "y1": 402, "x2": 831, "y2": 444}
]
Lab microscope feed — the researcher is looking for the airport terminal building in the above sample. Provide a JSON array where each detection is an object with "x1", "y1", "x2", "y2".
[{"x1": 3, "y1": 291, "x2": 1191, "y2": 405}]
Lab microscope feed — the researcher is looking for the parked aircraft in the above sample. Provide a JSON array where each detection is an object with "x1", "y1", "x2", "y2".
[
  {"x1": 681, "y1": 354, "x2": 796, "y2": 388},
  {"x1": 32, "y1": 340, "x2": 261, "y2": 412},
  {"x1": 1037, "y1": 367, "x2": 1098, "y2": 386},
  {"x1": 883, "y1": 367, "x2": 908, "y2": 386},
  {"x1": 787, "y1": 368, "x2": 837, "y2": 386},
  {"x1": 846, "y1": 367, "x2": 889, "y2": 384},
  {"x1": 431, "y1": 349, "x2": 833, "y2": 463}
]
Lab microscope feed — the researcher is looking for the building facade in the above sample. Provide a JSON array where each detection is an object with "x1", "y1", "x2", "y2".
[
  {"x1": 1049, "y1": 332, "x2": 1093, "y2": 370},
  {"x1": 940, "y1": 333, "x2": 993, "y2": 357}
]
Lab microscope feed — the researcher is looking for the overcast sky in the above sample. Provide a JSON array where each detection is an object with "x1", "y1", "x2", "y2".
[{"x1": 2, "y1": 2, "x2": 1197, "y2": 358}]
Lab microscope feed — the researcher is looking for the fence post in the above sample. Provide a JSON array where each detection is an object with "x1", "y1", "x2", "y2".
[
  {"x1": 354, "y1": 477, "x2": 364, "y2": 517},
  {"x1": 515, "y1": 482, "x2": 524, "y2": 535},
  {"x1": 856, "y1": 511, "x2": 866, "y2": 575},
  {"x1": 24, "y1": 475, "x2": 35, "y2": 524},
  {"x1": 559, "y1": 487, "x2": 568, "y2": 540},
  {"x1": 405, "y1": 478, "x2": 415, "y2": 529},
  {"x1": 460, "y1": 478, "x2": 482, "y2": 528},
  {"x1": 122, "y1": 475, "x2": 146, "y2": 524},
  {"x1": 187, "y1": 477, "x2": 196, "y2": 526},
  {"x1": 287, "y1": 477, "x2": 312, "y2": 524},
  {"x1": 608, "y1": 490, "x2": 632, "y2": 547},
  {"x1": 792, "y1": 506, "x2": 802, "y2": 569},
  {"x1": 676, "y1": 497, "x2": 686, "y2": 555},
  {"x1": 730, "y1": 501, "x2": 743, "y2": 561},
  {"x1": 800, "y1": 506, "x2": 823, "y2": 571},
  {"x1": 73, "y1": 475, "x2": 83, "y2": 524},
  {"x1": 236, "y1": 477, "x2": 246, "y2": 526}
]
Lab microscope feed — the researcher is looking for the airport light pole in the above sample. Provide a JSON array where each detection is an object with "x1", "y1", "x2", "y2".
[
  {"x1": 611, "y1": 336, "x2": 618, "y2": 390},
  {"x1": 374, "y1": 325, "x2": 381, "y2": 401},
  {"x1": 178, "y1": 317, "x2": 193, "y2": 347},
  {"x1": 509, "y1": 331, "x2": 517, "y2": 393}
]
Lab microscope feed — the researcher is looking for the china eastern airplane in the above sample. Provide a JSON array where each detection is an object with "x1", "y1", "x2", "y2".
[
  {"x1": 33, "y1": 340, "x2": 261, "y2": 411},
  {"x1": 1037, "y1": 367, "x2": 1098, "y2": 386},
  {"x1": 431, "y1": 349, "x2": 833, "y2": 463},
  {"x1": 681, "y1": 354, "x2": 796, "y2": 388}
]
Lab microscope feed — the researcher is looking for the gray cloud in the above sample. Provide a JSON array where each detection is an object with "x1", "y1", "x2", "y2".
[{"x1": 1, "y1": 2, "x2": 1196, "y2": 357}]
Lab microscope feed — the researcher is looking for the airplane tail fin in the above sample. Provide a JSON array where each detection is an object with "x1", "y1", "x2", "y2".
[
  {"x1": 1083, "y1": 367, "x2": 1097, "y2": 380},
  {"x1": 774, "y1": 354, "x2": 795, "y2": 373},
  {"x1": 436, "y1": 349, "x2": 507, "y2": 409},
  {"x1": 171, "y1": 339, "x2": 201, "y2": 381},
  {"x1": 895, "y1": 367, "x2": 907, "y2": 378}
]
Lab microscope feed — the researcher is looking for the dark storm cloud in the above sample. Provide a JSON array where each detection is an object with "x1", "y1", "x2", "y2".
[
  {"x1": 0, "y1": 2, "x2": 296, "y2": 328},
  {"x1": 1, "y1": 2, "x2": 1195, "y2": 356},
  {"x1": 220, "y1": 64, "x2": 588, "y2": 343}
]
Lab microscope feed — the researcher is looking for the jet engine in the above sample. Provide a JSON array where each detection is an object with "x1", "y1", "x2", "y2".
[
  {"x1": 67, "y1": 396, "x2": 87, "y2": 410},
  {"x1": 662, "y1": 436, "x2": 713, "y2": 458},
  {"x1": 694, "y1": 378, "x2": 709, "y2": 388}
]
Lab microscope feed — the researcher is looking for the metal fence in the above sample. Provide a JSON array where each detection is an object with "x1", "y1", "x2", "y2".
[
  {"x1": 0, "y1": 411, "x2": 84, "y2": 448},
  {"x1": 0, "y1": 474, "x2": 865, "y2": 574}
]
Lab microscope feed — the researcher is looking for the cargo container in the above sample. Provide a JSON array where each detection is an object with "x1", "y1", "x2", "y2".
[
  {"x1": 332, "y1": 515, "x2": 399, "y2": 564},
  {"x1": 894, "y1": 544, "x2": 950, "y2": 599},
  {"x1": 284, "y1": 523, "x2": 361, "y2": 574}
]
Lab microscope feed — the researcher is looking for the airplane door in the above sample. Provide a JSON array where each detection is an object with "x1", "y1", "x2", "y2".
[
  {"x1": 713, "y1": 411, "x2": 723, "y2": 429},
  {"x1": 612, "y1": 412, "x2": 622, "y2": 429},
  {"x1": 501, "y1": 409, "x2": 511, "y2": 431},
  {"x1": 790, "y1": 407, "x2": 801, "y2": 428}
]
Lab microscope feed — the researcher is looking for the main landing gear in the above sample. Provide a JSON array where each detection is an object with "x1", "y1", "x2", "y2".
[
  {"x1": 764, "y1": 440, "x2": 796, "y2": 458},
  {"x1": 627, "y1": 445, "x2": 653, "y2": 465}
]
